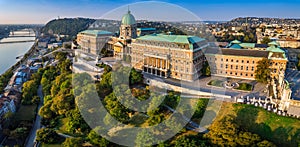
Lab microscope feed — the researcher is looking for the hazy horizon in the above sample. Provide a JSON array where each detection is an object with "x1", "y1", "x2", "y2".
[{"x1": 0, "y1": 0, "x2": 300, "y2": 24}]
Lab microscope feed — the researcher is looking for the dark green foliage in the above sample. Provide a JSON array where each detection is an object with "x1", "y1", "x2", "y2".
[
  {"x1": 42, "y1": 18, "x2": 95, "y2": 37},
  {"x1": 202, "y1": 61, "x2": 211, "y2": 76},
  {"x1": 193, "y1": 99, "x2": 209, "y2": 119},
  {"x1": 87, "y1": 130, "x2": 109, "y2": 147},
  {"x1": 9, "y1": 127, "x2": 29, "y2": 139},
  {"x1": 216, "y1": 29, "x2": 256, "y2": 43},
  {"x1": 63, "y1": 138, "x2": 84, "y2": 147},
  {"x1": 65, "y1": 108, "x2": 90, "y2": 134},
  {"x1": 130, "y1": 68, "x2": 143, "y2": 85},
  {"x1": 22, "y1": 80, "x2": 39, "y2": 105},
  {"x1": 261, "y1": 36, "x2": 272, "y2": 44},
  {"x1": 36, "y1": 128, "x2": 60, "y2": 144},
  {"x1": 162, "y1": 92, "x2": 180, "y2": 109},
  {"x1": 255, "y1": 58, "x2": 270, "y2": 83},
  {"x1": 174, "y1": 135, "x2": 208, "y2": 147},
  {"x1": 135, "y1": 129, "x2": 156, "y2": 147},
  {"x1": 0, "y1": 69, "x2": 13, "y2": 93},
  {"x1": 236, "y1": 83, "x2": 253, "y2": 91},
  {"x1": 205, "y1": 115, "x2": 275, "y2": 147},
  {"x1": 103, "y1": 92, "x2": 130, "y2": 123}
]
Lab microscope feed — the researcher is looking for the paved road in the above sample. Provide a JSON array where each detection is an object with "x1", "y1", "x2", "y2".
[{"x1": 25, "y1": 85, "x2": 44, "y2": 147}]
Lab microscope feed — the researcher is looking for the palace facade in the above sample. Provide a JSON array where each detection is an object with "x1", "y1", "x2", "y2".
[
  {"x1": 131, "y1": 34, "x2": 208, "y2": 81},
  {"x1": 77, "y1": 30, "x2": 113, "y2": 55},
  {"x1": 205, "y1": 40, "x2": 288, "y2": 80}
]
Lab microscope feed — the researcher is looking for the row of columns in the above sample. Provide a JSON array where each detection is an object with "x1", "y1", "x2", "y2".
[
  {"x1": 144, "y1": 67, "x2": 167, "y2": 78},
  {"x1": 144, "y1": 57, "x2": 169, "y2": 69}
]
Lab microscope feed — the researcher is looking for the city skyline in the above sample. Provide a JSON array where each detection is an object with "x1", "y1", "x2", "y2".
[{"x1": 0, "y1": 0, "x2": 300, "y2": 24}]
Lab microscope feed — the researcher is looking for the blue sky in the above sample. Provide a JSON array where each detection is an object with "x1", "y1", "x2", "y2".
[{"x1": 0, "y1": 0, "x2": 299, "y2": 24}]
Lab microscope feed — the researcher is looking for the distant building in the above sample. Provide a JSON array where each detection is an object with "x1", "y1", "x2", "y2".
[
  {"x1": 137, "y1": 28, "x2": 156, "y2": 36},
  {"x1": 77, "y1": 30, "x2": 113, "y2": 55},
  {"x1": 277, "y1": 39, "x2": 300, "y2": 48}
]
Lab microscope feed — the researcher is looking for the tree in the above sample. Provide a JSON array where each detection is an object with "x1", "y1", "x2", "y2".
[
  {"x1": 243, "y1": 35, "x2": 250, "y2": 43},
  {"x1": 255, "y1": 58, "x2": 270, "y2": 84},
  {"x1": 63, "y1": 138, "x2": 84, "y2": 147},
  {"x1": 104, "y1": 93, "x2": 130, "y2": 123},
  {"x1": 50, "y1": 93, "x2": 74, "y2": 115},
  {"x1": 135, "y1": 129, "x2": 156, "y2": 147},
  {"x1": 22, "y1": 80, "x2": 38, "y2": 105},
  {"x1": 65, "y1": 108, "x2": 90, "y2": 134},
  {"x1": 204, "y1": 115, "x2": 272, "y2": 147},
  {"x1": 202, "y1": 61, "x2": 211, "y2": 76},
  {"x1": 31, "y1": 95, "x2": 40, "y2": 104},
  {"x1": 147, "y1": 108, "x2": 164, "y2": 126},
  {"x1": 88, "y1": 130, "x2": 109, "y2": 147},
  {"x1": 130, "y1": 68, "x2": 143, "y2": 85},
  {"x1": 173, "y1": 135, "x2": 206, "y2": 147},
  {"x1": 39, "y1": 101, "x2": 55, "y2": 119},
  {"x1": 261, "y1": 37, "x2": 271, "y2": 44},
  {"x1": 36, "y1": 128, "x2": 59, "y2": 144},
  {"x1": 9, "y1": 127, "x2": 28, "y2": 139}
]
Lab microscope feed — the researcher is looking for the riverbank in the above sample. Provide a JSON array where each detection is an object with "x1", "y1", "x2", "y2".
[
  {"x1": 0, "y1": 39, "x2": 37, "y2": 92},
  {"x1": 7, "y1": 40, "x2": 37, "y2": 72}
]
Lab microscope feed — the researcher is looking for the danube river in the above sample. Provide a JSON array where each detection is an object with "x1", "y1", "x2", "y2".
[{"x1": 0, "y1": 36, "x2": 35, "y2": 74}]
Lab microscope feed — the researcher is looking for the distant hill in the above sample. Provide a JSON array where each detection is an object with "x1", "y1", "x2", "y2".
[{"x1": 42, "y1": 18, "x2": 96, "y2": 37}]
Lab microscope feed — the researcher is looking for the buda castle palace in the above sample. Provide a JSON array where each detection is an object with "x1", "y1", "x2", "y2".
[{"x1": 77, "y1": 10, "x2": 288, "y2": 83}]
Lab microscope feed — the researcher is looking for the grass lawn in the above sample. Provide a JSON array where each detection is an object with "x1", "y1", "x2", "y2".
[
  {"x1": 235, "y1": 83, "x2": 253, "y2": 91},
  {"x1": 214, "y1": 103, "x2": 300, "y2": 147},
  {"x1": 14, "y1": 104, "x2": 37, "y2": 121},
  {"x1": 207, "y1": 80, "x2": 224, "y2": 87}
]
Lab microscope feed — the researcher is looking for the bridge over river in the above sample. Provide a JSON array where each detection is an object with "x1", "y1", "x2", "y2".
[{"x1": 0, "y1": 29, "x2": 36, "y2": 44}]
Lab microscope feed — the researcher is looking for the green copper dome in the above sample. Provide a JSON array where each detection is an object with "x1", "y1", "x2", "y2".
[{"x1": 121, "y1": 10, "x2": 136, "y2": 25}]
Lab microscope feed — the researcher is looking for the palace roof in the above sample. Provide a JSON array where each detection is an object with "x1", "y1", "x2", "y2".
[
  {"x1": 205, "y1": 48, "x2": 270, "y2": 58},
  {"x1": 79, "y1": 30, "x2": 113, "y2": 37},
  {"x1": 137, "y1": 34, "x2": 205, "y2": 45}
]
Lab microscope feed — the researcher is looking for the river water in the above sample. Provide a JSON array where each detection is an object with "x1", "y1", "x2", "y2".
[{"x1": 0, "y1": 36, "x2": 35, "y2": 74}]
